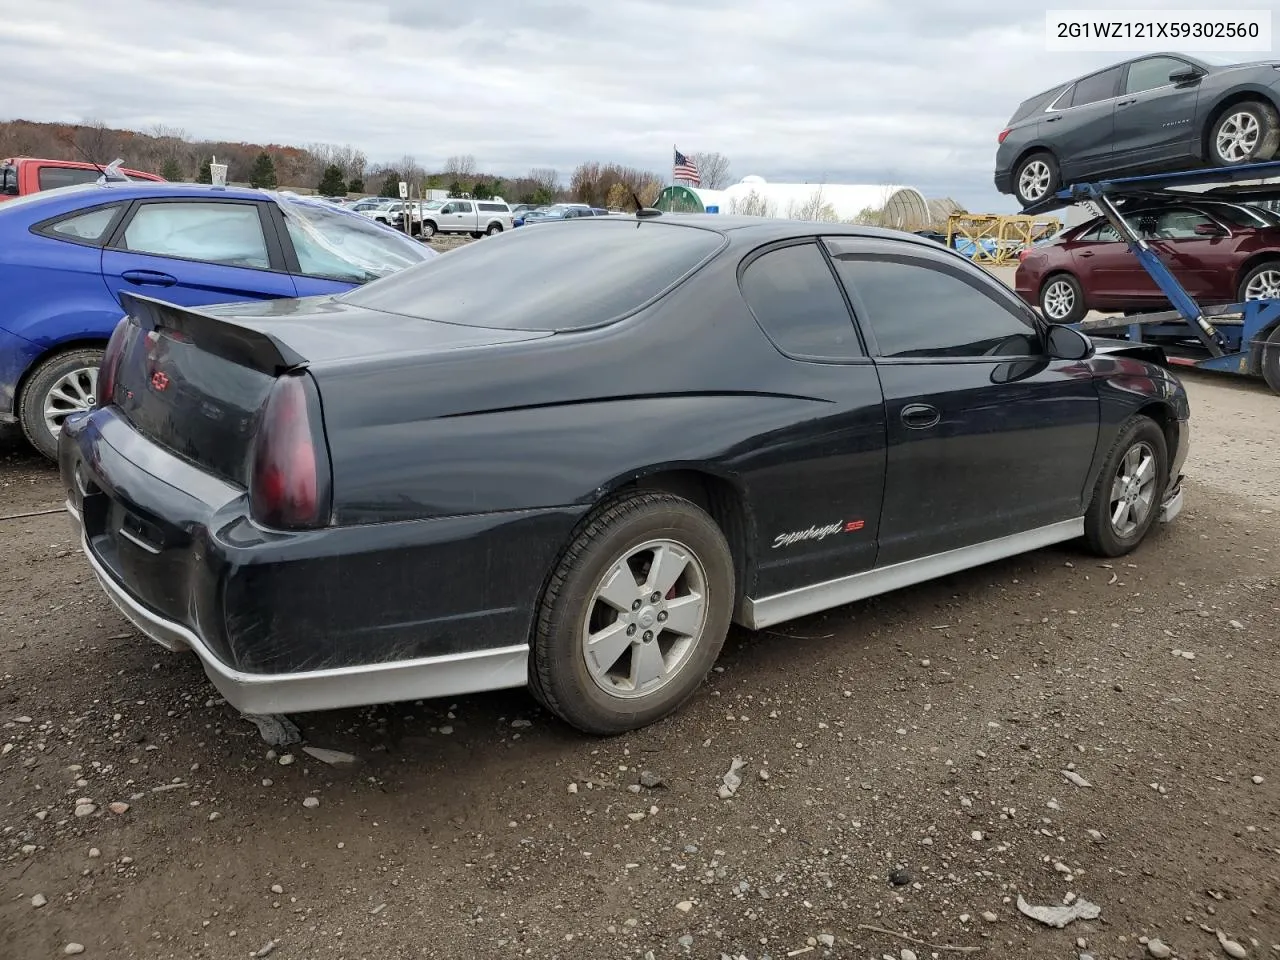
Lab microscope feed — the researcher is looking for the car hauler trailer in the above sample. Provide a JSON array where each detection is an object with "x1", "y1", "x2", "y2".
[{"x1": 1024, "y1": 160, "x2": 1280, "y2": 394}]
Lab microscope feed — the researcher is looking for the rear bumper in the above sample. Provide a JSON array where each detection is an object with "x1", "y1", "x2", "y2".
[
  {"x1": 61, "y1": 407, "x2": 584, "y2": 713},
  {"x1": 67, "y1": 499, "x2": 528, "y2": 714}
]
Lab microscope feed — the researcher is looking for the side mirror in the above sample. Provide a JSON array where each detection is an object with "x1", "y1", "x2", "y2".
[
  {"x1": 1169, "y1": 64, "x2": 1203, "y2": 83},
  {"x1": 1047, "y1": 324, "x2": 1093, "y2": 361},
  {"x1": 1193, "y1": 222, "x2": 1226, "y2": 237}
]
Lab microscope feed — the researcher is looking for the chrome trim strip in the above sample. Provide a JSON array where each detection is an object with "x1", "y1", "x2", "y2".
[
  {"x1": 742, "y1": 518, "x2": 1085, "y2": 631},
  {"x1": 1159, "y1": 483, "x2": 1184, "y2": 524},
  {"x1": 69, "y1": 503, "x2": 529, "y2": 714}
]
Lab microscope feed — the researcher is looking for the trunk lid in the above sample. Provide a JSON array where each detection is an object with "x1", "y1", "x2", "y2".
[{"x1": 111, "y1": 293, "x2": 551, "y2": 485}]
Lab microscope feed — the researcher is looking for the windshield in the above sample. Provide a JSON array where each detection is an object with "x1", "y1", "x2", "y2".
[
  {"x1": 278, "y1": 197, "x2": 431, "y2": 283},
  {"x1": 1203, "y1": 202, "x2": 1280, "y2": 227},
  {"x1": 341, "y1": 219, "x2": 725, "y2": 331}
]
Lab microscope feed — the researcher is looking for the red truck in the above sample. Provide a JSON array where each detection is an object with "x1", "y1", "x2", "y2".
[{"x1": 0, "y1": 157, "x2": 163, "y2": 201}]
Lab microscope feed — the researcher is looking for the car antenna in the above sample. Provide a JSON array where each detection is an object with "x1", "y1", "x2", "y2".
[
  {"x1": 630, "y1": 188, "x2": 662, "y2": 219},
  {"x1": 59, "y1": 131, "x2": 108, "y2": 181}
]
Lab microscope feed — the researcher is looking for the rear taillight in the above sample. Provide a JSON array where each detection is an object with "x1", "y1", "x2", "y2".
[
  {"x1": 249, "y1": 373, "x2": 331, "y2": 530},
  {"x1": 997, "y1": 128, "x2": 1011, "y2": 144},
  {"x1": 96, "y1": 318, "x2": 131, "y2": 408}
]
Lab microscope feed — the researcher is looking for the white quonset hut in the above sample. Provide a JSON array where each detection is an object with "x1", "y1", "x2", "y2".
[{"x1": 656, "y1": 175, "x2": 933, "y2": 230}]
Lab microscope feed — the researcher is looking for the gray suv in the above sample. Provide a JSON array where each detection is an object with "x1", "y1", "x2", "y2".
[{"x1": 995, "y1": 52, "x2": 1280, "y2": 208}]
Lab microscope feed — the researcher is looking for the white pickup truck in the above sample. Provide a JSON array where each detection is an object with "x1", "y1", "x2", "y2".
[{"x1": 421, "y1": 199, "x2": 514, "y2": 238}]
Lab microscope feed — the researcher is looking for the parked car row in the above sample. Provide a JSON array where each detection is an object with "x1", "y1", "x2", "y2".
[{"x1": 0, "y1": 181, "x2": 433, "y2": 458}]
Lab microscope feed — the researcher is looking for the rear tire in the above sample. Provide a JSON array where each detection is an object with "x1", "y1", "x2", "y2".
[
  {"x1": 1039, "y1": 273, "x2": 1086, "y2": 324},
  {"x1": 529, "y1": 492, "x2": 734, "y2": 735},
  {"x1": 1083, "y1": 415, "x2": 1169, "y2": 557},
  {"x1": 1260, "y1": 324, "x2": 1280, "y2": 394},
  {"x1": 1014, "y1": 151, "x2": 1060, "y2": 207},
  {"x1": 1208, "y1": 100, "x2": 1280, "y2": 166},
  {"x1": 19, "y1": 347, "x2": 105, "y2": 461},
  {"x1": 486, "y1": 223, "x2": 502, "y2": 236}
]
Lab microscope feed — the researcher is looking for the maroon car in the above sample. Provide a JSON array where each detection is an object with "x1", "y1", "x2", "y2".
[{"x1": 1016, "y1": 200, "x2": 1280, "y2": 324}]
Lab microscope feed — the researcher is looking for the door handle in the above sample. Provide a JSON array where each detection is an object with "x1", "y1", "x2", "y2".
[
  {"x1": 901, "y1": 403, "x2": 941, "y2": 430},
  {"x1": 1079, "y1": 250, "x2": 1095, "y2": 258},
  {"x1": 120, "y1": 269, "x2": 177, "y2": 287},
  {"x1": 1117, "y1": 98, "x2": 1136, "y2": 107},
  {"x1": 1045, "y1": 115, "x2": 1061, "y2": 122}
]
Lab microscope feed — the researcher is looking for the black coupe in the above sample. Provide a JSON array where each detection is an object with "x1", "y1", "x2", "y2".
[
  {"x1": 60, "y1": 215, "x2": 1189, "y2": 734},
  {"x1": 996, "y1": 52, "x2": 1280, "y2": 208}
]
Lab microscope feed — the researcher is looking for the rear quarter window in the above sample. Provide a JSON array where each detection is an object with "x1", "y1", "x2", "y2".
[
  {"x1": 37, "y1": 166, "x2": 102, "y2": 191},
  {"x1": 478, "y1": 202, "x2": 508, "y2": 212},
  {"x1": 341, "y1": 219, "x2": 726, "y2": 331}
]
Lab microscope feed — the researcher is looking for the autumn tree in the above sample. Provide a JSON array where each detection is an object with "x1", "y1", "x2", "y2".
[
  {"x1": 248, "y1": 152, "x2": 278, "y2": 189},
  {"x1": 444, "y1": 154, "x2": 477, "y2": 180},
  {"x1": 570, "y1": 162, "x2": 662, "y2": 208},
  {"x1": 692, "y1": 151, "x2": 731, "y2": 189},
  {"x1": 317, "y1": 164, "x2": 347, "y2": 196}
]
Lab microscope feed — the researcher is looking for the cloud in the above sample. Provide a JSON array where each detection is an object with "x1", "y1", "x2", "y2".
[{"x1": 0, "y1": 0, "x2": 1242, "y2": 210}]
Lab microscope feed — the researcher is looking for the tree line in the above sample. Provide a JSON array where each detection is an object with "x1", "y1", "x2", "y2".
[{"x1": 0, "y1": 119, "x2": 733, "y2": 207}]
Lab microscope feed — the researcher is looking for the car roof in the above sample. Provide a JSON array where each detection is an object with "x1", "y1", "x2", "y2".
[
  {"x1": 5, "y1": 180, "x2": 278, "y2": 206},
  {"x1": 630, "y1": 212, "x2": 946, "y2": 246}
]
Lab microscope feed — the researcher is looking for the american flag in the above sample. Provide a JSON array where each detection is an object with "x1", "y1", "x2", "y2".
[{"x1": 673, "y1": 147, "x2": 700, "y2": 186}]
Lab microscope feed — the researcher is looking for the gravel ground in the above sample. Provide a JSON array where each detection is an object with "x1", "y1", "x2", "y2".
[{"x1": 1, "y1": 369, "x2": 1277, "y2": 960}]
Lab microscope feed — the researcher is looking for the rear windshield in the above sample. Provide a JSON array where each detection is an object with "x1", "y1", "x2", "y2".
[
  {"x1": 37, "y1": 166, "x2": 103, "y2": 191},
  {"x1": 341, "y1": 219, "x2": 725, "y2": 331}
]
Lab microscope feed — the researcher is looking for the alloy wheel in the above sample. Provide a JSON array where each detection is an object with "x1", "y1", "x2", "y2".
[
  {"x1": 42, "y1": 366, "x2": 98, "y2": 440},
  {"x1": 1244, "y1": 267, "x2": 1280, "y2": 301},
  {"x1": 1018, "y1": 160, "x2": 1052, "y2": 202},
  {"x1": 1216, "y1": 111, "x2": 1261, "y2": 163},
  {"x1": 1042, "y1": 279, "x2": 1076, "y2": 321},
  {"x1": 1109, "y1": 441, "x2": 1156, "y2": 538},
  {"x1": 580, "y1": 539, "x2": 708, "y2": 699}
]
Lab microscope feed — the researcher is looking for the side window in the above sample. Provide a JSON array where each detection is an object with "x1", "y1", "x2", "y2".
[
  {"x1": 1152, "y1": 208, "x2": 1216, "y2": 239},
  {"x1": 739, "y1": 243, "x2": 863, "y2": 361},
  {"x1": 1079, "y1": 221, "x2": 1121, "y2": 242},
  {"x1": 120, "y1": 202, "x2": 271, "y2": 269},
  {"x1": 454, "y1": 201, "x2": 473, "y2": 214},
  {"x1": 1124, "y1": 57, "x2": 1186, "y2": 94},
  {"x1": 1070, "y1": 66, "x2": 1122, "y2": 106},
  {"x1": 41, "y1": 204, "x2": 122, "y2": 244},
  {"x1": 833, "y1": 256, "x2": 1039, "y2": 360}
]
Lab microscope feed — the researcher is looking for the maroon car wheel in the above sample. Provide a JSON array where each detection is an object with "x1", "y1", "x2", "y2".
[{"x1": 1039, "y1": 274, "x2": 1085, "y2": 324}]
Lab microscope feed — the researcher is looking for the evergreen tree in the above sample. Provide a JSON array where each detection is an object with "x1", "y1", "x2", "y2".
[
  {"x1": 471, "y1": 180, "x2": 492, "y2": 200},
  {"x1": 317, "y1": 164, "x2": 347, "y2": 197},
  {"x1": 160, "y1": 158, "x2": 183, "y2": 182},
  {"x1": 248, "y1": 152, "x2": 278, "y2": 189},
  {"x1": 196, "y1": 159, "x2": 212, "y2": 184},
  {"x1": 347, "y1": 177, "x2": 365, "y2": 194},
  {"x1": 379, "y1": 170, "x2": 402, "y2": 198},
  {"x1": 448, "y1": 180, "x2": 463, "y2": 197}
]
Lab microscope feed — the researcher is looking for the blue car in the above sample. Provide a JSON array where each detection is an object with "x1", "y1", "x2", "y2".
[{"x1": 1, "y1": 181, "x2": 433, "y2": 458}]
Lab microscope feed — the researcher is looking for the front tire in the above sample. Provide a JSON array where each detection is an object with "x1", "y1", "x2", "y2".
[
  {"x1": 19, "y1": 347, "x2": 105, "y2": 461},
  {"x1": 1040, "y1": 273, "x2": 1086, "y2": 324},
  {"x1": 1083, "y1": 415, "x2": 1169, "y2": 557},
  {"x1": 1014, "y1": 151, "x2": 1060, "y2": 207},
  {"x1": 420, "y1": 221, "x2": 437, "y2": 238},
  {"x1": 529, "y1": 492, "x2": 734, "y2": 735},
  {"x1": 1209, "y1": 101, "x2": 1280, "y2": 166}
]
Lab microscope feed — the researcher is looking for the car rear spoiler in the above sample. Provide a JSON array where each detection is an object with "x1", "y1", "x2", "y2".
[{"x1": 120, "y1": 292, "x2": 306, "y2": 376}]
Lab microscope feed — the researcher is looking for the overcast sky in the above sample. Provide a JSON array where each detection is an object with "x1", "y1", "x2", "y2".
[{"x1": 1, "y1": 0, "x2": 1271, "y2": 210}]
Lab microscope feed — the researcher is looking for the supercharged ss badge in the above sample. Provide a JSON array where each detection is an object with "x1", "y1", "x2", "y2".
[{"x1": 772, "y1": 519, "x2": 865, "y2": 549}]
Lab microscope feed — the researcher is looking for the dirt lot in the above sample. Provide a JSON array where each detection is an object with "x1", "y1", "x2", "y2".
[{"x1": 1, "y1": 370, "x2": 1277, "y2": 960}]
